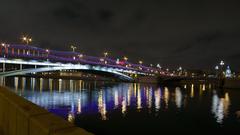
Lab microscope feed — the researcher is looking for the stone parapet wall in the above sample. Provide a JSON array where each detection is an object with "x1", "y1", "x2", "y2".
[{"x1": 0, "y1": 86, "x2": 93, "y2": 135}]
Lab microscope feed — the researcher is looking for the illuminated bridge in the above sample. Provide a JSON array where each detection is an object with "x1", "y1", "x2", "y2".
[{"x1": 0, "y1": 44, "x2": 170, "y2": 81}]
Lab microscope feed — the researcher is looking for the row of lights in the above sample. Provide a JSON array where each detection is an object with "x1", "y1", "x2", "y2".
[{"x1": 2, "y1": 35, "x2": 171, "y2": 73}]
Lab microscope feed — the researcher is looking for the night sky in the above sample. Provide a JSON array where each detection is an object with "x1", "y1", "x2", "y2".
[{"x1": 0, "y1": 0, "x2": 240, "y2": 70}]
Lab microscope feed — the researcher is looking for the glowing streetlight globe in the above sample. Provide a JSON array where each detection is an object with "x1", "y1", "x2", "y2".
[
  {"x1": 70, "y1": 45, "x2": 77, "y2": 52},
  {"x1": 220, "y1": 60, "x2": 224, "y2": 66},
  {"x1": 104, "y1": 52, "x2": 108, "y2": 57},
  {"x1": 123, "y1": 56, "x2": 128, "y2": 61},
  {"x1": 21, "y1": 36, "x2": 32, "y2": 45}
]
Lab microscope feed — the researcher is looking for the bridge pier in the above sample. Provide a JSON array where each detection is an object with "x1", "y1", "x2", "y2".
[
  {"x1": 20, "y1": 64, "x2": 22, "y2": 70},
  {"x1": 2, "y1": 63, "x2": 5, "y2": 72},
  {"x1": 11, "y1": 48, "x2": 14, "y2": 55}
]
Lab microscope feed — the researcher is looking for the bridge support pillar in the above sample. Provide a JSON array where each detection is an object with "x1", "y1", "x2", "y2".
[
  {"x1": 2, "y1": 63, "x2": 5, "y2": 72},
  {"x1": 11, "y1": 48, "x2": 14, "y2": 55},
  {"x1": 35, "y1": 65, "x2": 37, "y2": 69},
  {"x1": 20, "y1": 64, "x2": 22, "y2": 70}
]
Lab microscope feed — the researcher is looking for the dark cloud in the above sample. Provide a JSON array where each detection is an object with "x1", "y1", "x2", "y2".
[
  {"x1": 98, "y1": 9, "x2": 114, "y2": 21},
  {"x1": 0, "y1": 0, "x2": 240, "y2": 70}
]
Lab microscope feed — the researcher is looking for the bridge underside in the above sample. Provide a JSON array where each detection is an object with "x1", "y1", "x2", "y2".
[{"x1": 0, "y1": 66, "x2": 134, "y2": 81}]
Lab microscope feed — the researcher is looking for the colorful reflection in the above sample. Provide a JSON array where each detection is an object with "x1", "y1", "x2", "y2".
[
  {"x1": 211, "y1": 90, "x2": 231, "y2": 124},
  {"x1": 1, "y1": 77, "x2": 233, "y2": 127},
  {"x1": 175, "y1": 87, "x2": 182, "y2": 109}
]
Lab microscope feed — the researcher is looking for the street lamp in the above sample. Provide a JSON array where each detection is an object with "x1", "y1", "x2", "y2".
[
  {"x1": 1, "y1": 43, "x2": 5, "y2": 47},
  {"x1": 139, "y1": 60, "x2": 143, "y2": 65},
  {"x1": 215, "y1": 65, "x2": 219, "y2": 78},
  {"x1": 46, "y1": 49, "x2": 50, "y2": 56},
  {"x1": 21, "y1": 36, "x2": 32, "y2": 45},
  {"x1": 219, "y1": 60, "x2": 225, "y2": 78},
  {"x1": 46, "y1": 49, "x2": 50, "y2": 61},
  {"x1": 123, "y1": 56, "x2": 128, "y2": 61},
  {"x1": 103, "y1": 52, "x2": 108, "y2": 57},
  {"x1": 70, "y1": 45, "x2": 77, "y2": 52},
  {"x1": 220, "y1": 60, "x2": 224, "y2": 66}
]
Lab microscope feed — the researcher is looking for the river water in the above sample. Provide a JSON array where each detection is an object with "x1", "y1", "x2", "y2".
[{"x1": 1, "y1": 77, "x2": 240, "y2": 134}]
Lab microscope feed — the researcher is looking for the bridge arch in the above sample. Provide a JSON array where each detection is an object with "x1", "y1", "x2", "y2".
[{"x1": 0, "y1": 66, "x2": 133, "y2": 81}]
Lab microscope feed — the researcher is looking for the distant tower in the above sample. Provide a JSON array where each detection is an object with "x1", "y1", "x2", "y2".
[{"x1": 225, "y1": 66, "x2": 232, "y2": 78}]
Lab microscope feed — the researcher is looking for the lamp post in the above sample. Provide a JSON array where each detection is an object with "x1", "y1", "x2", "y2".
[
  {"x1": 123, "y1": 56, "x2": 128, "y2": 61},
  {"x1": 123, "y1": 56, "x2": 128, "y2": 68},
  {"x1": 215, "y1": 65, "x2": 219, "y2": 78},
  {"x1": 21, "y1": 36, "x2": 32, "y2": 55},
  {"x1": 138, "y1": 60, "x2": 143, "y2": 70},
  {"x1": 178, "y1": 66, "x2": 183, "y2": 76},
  {"x1": 70, "y1": 45, "x2": 77, "y2": 52},
  {"x1": 220, "y1": 60, "x2": 224, "y2": 66},
  {"x1": 46, "y1": 49, "x2": 50, "y2": 60},
  {"x1": 22, "y1": 36, "x2": 32, "y2": 45},
  {"x1": 219, "y1": 60, "x2": 225, "y2": 78},
  {"x1": 103, "y1": 52, "x2": 108, "y2": 57},
  {"x1": 103, "y1": 52, "x2": 108, "y2": 64}
]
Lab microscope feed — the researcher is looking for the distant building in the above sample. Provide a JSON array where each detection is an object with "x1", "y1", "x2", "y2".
[{"x1": 225, "y1": 66, "x2": 232, "y2": 78}]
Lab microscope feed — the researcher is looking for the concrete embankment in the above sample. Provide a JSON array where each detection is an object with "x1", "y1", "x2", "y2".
[
  {"x1": 0, "y1": 86, "x2": 93, "y2": 135},
  {"x1": 224, "y1": 79, "x2": 240, "y2": 89}
]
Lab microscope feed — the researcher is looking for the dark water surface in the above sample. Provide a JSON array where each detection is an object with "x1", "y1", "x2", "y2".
[{"x1": 1, "y1": 77, "x2": 240, "y2": 134}]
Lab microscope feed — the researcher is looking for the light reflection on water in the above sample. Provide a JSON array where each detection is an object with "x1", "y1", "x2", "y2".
[
  {"x1": 1, "y1": 76, "x2": 240, "y2": 134},
  {"x1": 212, "y1": 91, "x2": 231, "y2": 124}
]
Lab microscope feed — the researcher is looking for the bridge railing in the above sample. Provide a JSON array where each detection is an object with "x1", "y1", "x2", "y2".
[{"x1": 0, "y1": 44, "x2": 168, "y2": 75}]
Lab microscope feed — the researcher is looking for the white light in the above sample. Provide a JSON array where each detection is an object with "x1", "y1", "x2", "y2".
[
  {"x1": 220, "y1": 60, "x2": 224, "y2": 66},
  {"x1": 116, "y1": 58, "x2": 120, "y2": 64},
  {"x1": 157, "y1": 64, "x2": 161, "y2": 68}
]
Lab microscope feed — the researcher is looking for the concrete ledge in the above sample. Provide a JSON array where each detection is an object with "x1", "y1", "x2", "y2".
[{"x1": 0, "y1": 86, "x2": 93, "y2": 135}]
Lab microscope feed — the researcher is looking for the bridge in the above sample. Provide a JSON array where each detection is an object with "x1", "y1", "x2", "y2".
[{"x1": 0, "y1": 44, "x2": 170, "y2": 81}]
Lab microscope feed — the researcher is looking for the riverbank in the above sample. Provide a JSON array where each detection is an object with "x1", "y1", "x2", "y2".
[
  {"x1": 0, "y1": 86, "x2": 93, "y2": 135},
  {"x1": 223, "y1": 79, "x2": 240, "y2": 89}
]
